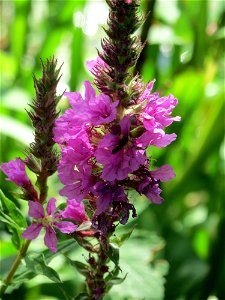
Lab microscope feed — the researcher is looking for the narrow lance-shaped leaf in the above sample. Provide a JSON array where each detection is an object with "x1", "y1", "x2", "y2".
[
  {"x1": 107, "y1": 243, "x2": 120, "y2": 266},
  {"x1": 24, "y1": 253, "x2": 62, "y2": 283},
  {"x1": 0, "y1": 189, "x2": 27, "y2": 228}
]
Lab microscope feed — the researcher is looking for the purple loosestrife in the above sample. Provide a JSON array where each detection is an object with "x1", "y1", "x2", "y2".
[
  {"x1": 54, "y1": 0, "x2": 181, "y2": 233},
  {"x1": 54, "y1": 78, "x2": 180, "y2": 215},
  {"x1": 22, "y1": 198, "x2": 87, "y2": 252}
]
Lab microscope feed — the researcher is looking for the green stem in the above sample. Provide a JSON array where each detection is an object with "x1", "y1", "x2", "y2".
[
  {"x1": 86, "y1": 235, "x2": 110, "y2": 300},
  {"x1": 0, "y1": 240, "x2": 31, "y2": 296},
  {"x1": 38, "y1": 172, "x2": 48, "y2": 204}
]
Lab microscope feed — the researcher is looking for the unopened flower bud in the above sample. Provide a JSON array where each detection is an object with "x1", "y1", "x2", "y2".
[
  {"x1": 24, "y1": 153, "x2": 41, "y2": 174},
  {"x1": 130, "y1": 125, "x2": 145, "y2": 138}
]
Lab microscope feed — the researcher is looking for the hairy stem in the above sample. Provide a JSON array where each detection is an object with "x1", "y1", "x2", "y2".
[{"x1": 0, "y1": 240, "x2": 31, "y2": 296}]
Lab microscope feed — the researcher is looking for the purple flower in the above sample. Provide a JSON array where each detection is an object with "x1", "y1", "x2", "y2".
[
  {"x1": 139, "y1": 80, "x2": 156, "y2": 103},
  {"x1": 93, "y1": 182, "x2": 127, "y2": 215},
  {"x1": 22, "y1": 198, "x2": 77, "y2": 252},
  {"x1": 59, "y1": 138, "x2": 93, "y2": 169},
  {"x1": 0, "y1": 158, "x2": 30, "y2": 186},
  {"x1": 53, "y1": 109, "x2": 88, "y2": 145},
  {"x1": 138, "y1": 165, "x2": 176, "y2": 204},
  {"x1": 95, "y1": 116, "x2": 146, "y2": 181},
  {"x1": 92, "y1": 182, "x2": 136, "y2": 228},
  {"x1": 62, "y1": 199, "x2": 88, "y2": 223},
  {"x1": 64, "y1": 81, "x2": 118, "y2": 126},
  {"x1": 137, "y1": 82, "x2": 180, "y2": 148},
  {"x1": 141, "y1": 93, "x2": 180, "y2": 128},
  {"x1": 58, "y1": 165, "x2": 95, "y2": 202},
  {"x1": 0, "y1": 158, "x2": 38, "y2": 201},
  {"x1": 137, "y1": 129, "x2": 177, "y2": 148},
  {"x1": 138, "y1": 177, "x2": 164, "y2": 204}
]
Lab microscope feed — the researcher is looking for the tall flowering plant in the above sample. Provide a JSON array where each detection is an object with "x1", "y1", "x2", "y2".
[{"x1": 0, "y1": 0, "x2": 180, "y2": 299}]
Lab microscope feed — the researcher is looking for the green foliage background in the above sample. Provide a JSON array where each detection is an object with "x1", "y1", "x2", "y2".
[{"x1": 0, "y1": 0, "x2": 224, "y2": 299}]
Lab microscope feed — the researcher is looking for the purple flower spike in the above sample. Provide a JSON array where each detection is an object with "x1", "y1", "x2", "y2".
[
  {"x1": 22, "y1": 198, "x2": 78, "y2": 252},
  {"x1": 0, "y1": 158, "x2": 30, "y2": 187}
]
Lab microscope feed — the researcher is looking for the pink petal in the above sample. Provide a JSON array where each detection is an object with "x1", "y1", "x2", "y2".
[
  {"x1": 54, "y1": 221, "x2": 77, "y2": 234},
  {"x1": 84, "y1": 80, "x2": 96, "y2": 99},
  {"x1": 28, "y1": 201, "x2": 45, "y2": 219},
  {"x1": 46, "y1": 198, "x2": 56, "y2": 215},
  {"x1": 64, "y1": 91, "x2": 83, "y2": 107},
  {"x1": 148, "y1": 192, "x2": 164, "y2": 204},
  {"x1": 22, "y1": 223, "x2": 42, "y2": 240},
  {"x1": 44, "y1": 227, "x2": 57, "y2": 253},
  {"x1": 151, "y1": 165, "x2": 176, "y2": 182},
  {"x1": 61, "y1": 200, "x2": 87, "y2": 223},
  {"x1": 86, "y1": 59, "x2": 96, "y2": 72},
  {"x1": 137, "y1": 131, "x2": 162, "y2": 147},
  {"x1": 152, "y1": 133, "x2": 177, "y2": 148}
]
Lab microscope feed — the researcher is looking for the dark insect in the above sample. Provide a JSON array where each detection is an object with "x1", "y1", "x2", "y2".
[{"x1": 112, "y1": 136, "x2": 129, "y2": 154}]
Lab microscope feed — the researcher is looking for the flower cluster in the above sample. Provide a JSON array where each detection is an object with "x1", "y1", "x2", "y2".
[{"x1": 54, "y1": 64, "x2": 180, "y2": 227}]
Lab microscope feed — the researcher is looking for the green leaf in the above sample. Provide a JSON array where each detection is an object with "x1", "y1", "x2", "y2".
[
  {"x1": 107, "y1": 243, "x2": 119, "y2": 266},
  {"x1": 0, "y1": 210, "x2": 23, "y2": 249},
  {"x1": 67, "y1": 258, "x2": 90, "y2": 277},
  {"x1": 5, "y1": 239, "x2": 78, "y2": 292},
  {"x1": 25, "y1": 253, "x2": 62, "y2": 283},
  {"x1": 0, "y1": 211, "x2": 20, "y2": 229},
  {"x1": 107, "y1": 274, "x2": 127, "y2": 286},
  {"x1": 111, "y1": 227, "x2": 135, "y2": 247},
  {"x1": 0, "y1": 190, "x2": 27, "y2": 249},
  {"x1": 0, "y1": 189, "x2": 27, "y2": 228},
  {"x1": 108, "y1": 232, "x2": 167, "y2": 300},
  {"x1": 73, "y1": 293, "x2": 89, "y2": 300},
  {"x1": 105, "y1": 266, "x2": 120, "y2": 283}
]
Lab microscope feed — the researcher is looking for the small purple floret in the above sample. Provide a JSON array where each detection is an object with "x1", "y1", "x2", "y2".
[
  {"x1": 22, "y1": 198, "x2": 80, "y2": 252},
  {"x1": 0, "y1": 158, "x2": 30, "y2": 186}
]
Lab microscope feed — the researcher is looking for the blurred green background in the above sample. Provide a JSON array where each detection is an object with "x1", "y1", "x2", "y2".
[{"x1": 0, "y1": 0, "x2": 224, "y2": 299}]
